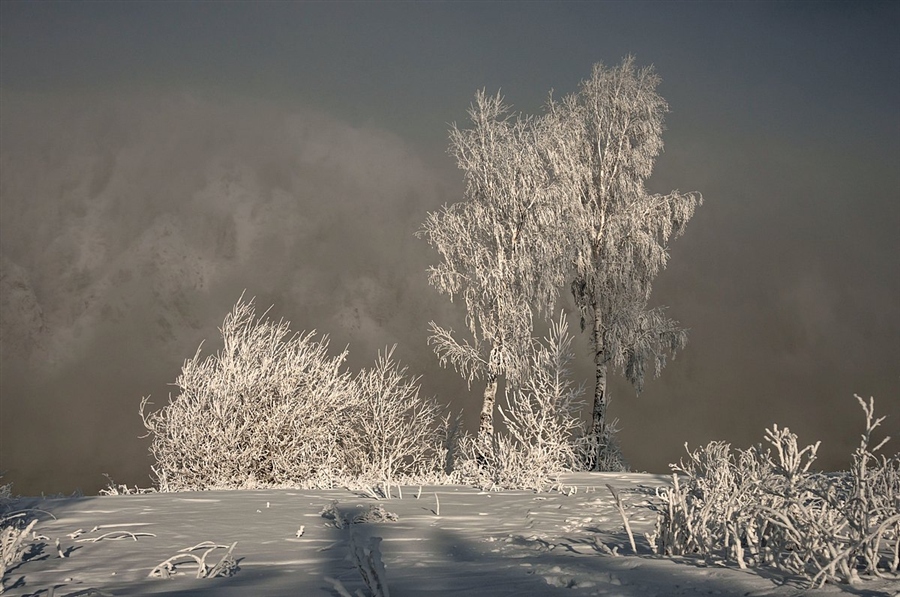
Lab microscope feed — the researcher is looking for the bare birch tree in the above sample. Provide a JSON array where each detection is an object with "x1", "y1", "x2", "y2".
[
  {"x1": 543, "y1": 56, "x2": 702, "y2": 469},
  {"x1": 418, "y1": 91, "x2": 568, "y2": 448}
]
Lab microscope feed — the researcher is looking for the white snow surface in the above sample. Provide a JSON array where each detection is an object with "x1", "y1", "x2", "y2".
[{"x1": 7, "y1": 473, "x2": 899, "y2": 596}]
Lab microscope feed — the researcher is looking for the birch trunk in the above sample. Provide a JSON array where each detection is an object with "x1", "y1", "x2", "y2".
[
  {"x1": 590, "y1": 301, "x2": 609, "y2": 471},
  {"x1": 478, "y1": 373, "x2": 499, "y2": 447}
]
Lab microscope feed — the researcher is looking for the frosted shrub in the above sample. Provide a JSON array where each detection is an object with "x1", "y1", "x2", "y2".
[
  {"x1": 141, "y1": 296, "x2": 445, "y2": 491},
  {"x1": 576, "y1": 417, "x2": 628, "y2": 473},
  {"x1": 453, "y1": 434, "x2": 545, "y2": 491},
  {"x1": 649, "y1": 439, "x2": 772, "y2": 563},
  {"x1": 141, "y1": 297, "x2": 354, "y2": 490},
  {"x1": 649, "y1": 395, "x2": 900, "y2": 588},
  {"x1": 345, "y1": 345, "x2": 446, "y2": 485},
  {"x1": 456, "y1": 314, "x2": 586, "y2": 490}
]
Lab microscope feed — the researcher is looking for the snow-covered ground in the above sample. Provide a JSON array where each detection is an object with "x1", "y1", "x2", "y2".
[{"x1": 6, "y1": 473, "x2": 898, "y2": 597}]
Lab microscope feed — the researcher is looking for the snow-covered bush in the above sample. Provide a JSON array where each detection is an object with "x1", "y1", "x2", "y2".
[
  {"x1": 455, "y1": 314, "x2": 586, "y2": 490},
  {"x1": 141, "y1": 296, "x2": 445, "y2": 491},
  {"x1": 344, "y1": 345, "x2": 447, "y2": 484},
  {"x1": 649, "y1": 395, "x2": 900, "y2": 588},
  {"x1": 576, "y1": 417, "x2": 628, "y2": 473}
]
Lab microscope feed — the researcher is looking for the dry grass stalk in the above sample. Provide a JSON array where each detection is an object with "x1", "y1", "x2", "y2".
[
  {"x1": 75, "y1": 531, "x2": 156, "y2": 543},
  {"x1": 0, "y1": 519, "x2": 36, "y2": 594},
  {"x1": 98, "y1": 474, "x2": 156, "y2": 496},
  {"x1": 606, "y1": 484, "x2": 637, "y2": 554},
  {"x1": 324, "y1": 576, "x2": 354, "y2": 597},
  {"x1": 47, "y1": 587, "x2": 113, "y2": 597}
]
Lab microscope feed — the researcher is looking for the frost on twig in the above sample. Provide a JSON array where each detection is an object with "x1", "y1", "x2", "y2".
[
  {"x1": 76, "y1": 530, "x2": 156, "y2": 543},
  {"x1": 348, "y1": 527, "x2": 391, "y2": 597},
  {"x1": 149, "y1": 541, "x2": 238, "y2": 579}
]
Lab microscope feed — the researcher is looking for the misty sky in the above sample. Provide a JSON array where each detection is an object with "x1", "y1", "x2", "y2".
[{"x1": 1, "y1": 2, "x2": 898, "y2": 496}]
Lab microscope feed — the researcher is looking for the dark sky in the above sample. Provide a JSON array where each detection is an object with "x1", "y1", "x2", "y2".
[{"x1": 1, "y1": 2, "x2": 898, "y2": 496}]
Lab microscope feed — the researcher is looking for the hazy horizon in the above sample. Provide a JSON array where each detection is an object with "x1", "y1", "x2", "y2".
[{"x1": 1, "y1": 2, "x2": 898, "y2": 496}]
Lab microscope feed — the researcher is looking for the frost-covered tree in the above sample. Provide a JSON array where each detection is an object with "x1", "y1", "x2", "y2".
[
  {"x1": 418, "y1": 91, "x2": 568, "y2": 447},
  {"x1": 542, "y1": 57, "x2": 702, "y2": 469}
]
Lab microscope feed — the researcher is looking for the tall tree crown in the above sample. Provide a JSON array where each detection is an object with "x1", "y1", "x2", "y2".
[
  {"x1": 418, "y1": 91, "x2": 569, "y2": 386},
  {"x1": 543, "y1": 56, "x2": 702, "y2": 391}
]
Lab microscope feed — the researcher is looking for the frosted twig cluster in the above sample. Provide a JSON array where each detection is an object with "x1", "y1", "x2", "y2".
[
  {"x1": 649, "y1": 395, "x2": 899, "y2": 588},
  {"x1": 149, "y1": 541, "x2": 238, "y2": 579},
  {"x1": 0, "y1": 518, "x2": 36, "y2": 594}
]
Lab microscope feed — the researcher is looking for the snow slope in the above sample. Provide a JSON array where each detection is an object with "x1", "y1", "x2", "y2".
[{"x1": 6, "y1": 473, "x2": 898, "y2": 597}]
